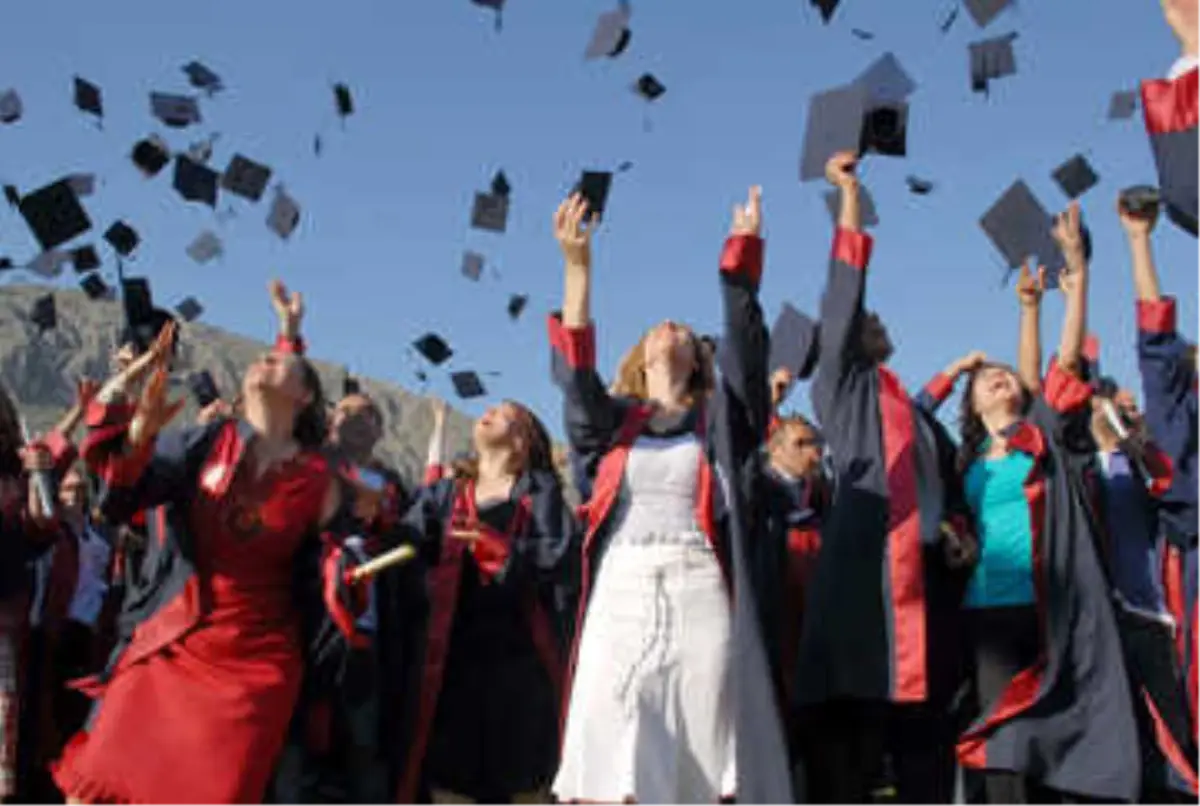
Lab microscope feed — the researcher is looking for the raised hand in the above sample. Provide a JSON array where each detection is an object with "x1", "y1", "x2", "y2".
[
  {"x1": 19, "y1": 440, "x2": 52, "y2": 474},
  {"x1": 1117, "y1": 193, "x2": 1159, "y2": 240},
  {"x1": 196, "y1": 399, "x2": 234, "y2": 426},
  {"x1": 128, "y1": 323, "x2": 185, "y2": 449},
  {"x1": 824, "y1": 151, "x2": 859, "y2": 191},
  {"x1": 1015, "y1": 260, "x2": 1046, "y2": 309},
  {"x1": 1052, "y1": 202, "x2": 1086, "y2": 266},
  {"x1": 431, "y1": 397, "x2": 448, "y2": 426},
  {"x1": 269, "y1": 279, "x2": 304, "y2": 335},
  {"x1": 554, "y1": 193, "x2": 598, "y2": 269},
  {"x1": 770, "y1": 367, "x2": 794, "y2": 408},
  {"x1": 730, "y1": 186, "x2": 763, "y2": 237},
  {"x1": 950, "y1": 350, "x2": 988, "y2": 378}
]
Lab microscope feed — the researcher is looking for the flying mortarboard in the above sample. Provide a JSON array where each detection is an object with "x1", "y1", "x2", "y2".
[
  {"x1": 585, "y1": 4, "x2": 632, "y2": 59},
  {"x1": 175, "y1": 296, "x2": 204, "y2": 322},
  {"x1": 859, "y1": 103, "x2": 908, "y2": 157},
  {"x1": 221, "y1": 154, "x2": 273, "y2": 202},
  {"x1": 19, "y1": 178, "x2": 92, "y2": 251},
  {"x1": 770, "y1": 303, "x2": 821, "y2": 380},
  {"x1": 461, "y1": 250, "x2": 485, "y2": 281},
  {"x1": 1051, "y1": 154, "x2": 1100, "y2": 200},
  {"x1": 451, "y1": 370, "x2": 487, "y2": 400},
  {"x1": 3, "y1": 185, "x2": 19, "y2": 208},
  {"x1": 812, "y1": 0, "x2": 840, "y2": 23},
  {"x1": 267, "y1": 187, "x2": 301, "y2": 239},
  {"x1": 183, "y1": 61, "x2": 223, "y2": 95},
  {"x1": 491, "y1": 170, "x2": 512, "y2": 199},
  {"x1": 940, "y1": 6, "x2": 960, "y2": 33},
  {"x1": 103, "y1": 220, "x2": 139, "y2": 256},
  {"x1": 0, "y1": 89, "x2": 22, "y2": 124},
  {"x1": 413, "y1": 333, "x2": 453, "y2": 366},
  {"x1": 173, "y1": 155, "x2": 219, "y2": 207},
  {"x1": 70, "y1": 245, "x2": 100, "y2": 272},
  {"x1": 470, "y1": 191, "x2": 509, "y2": 233},
  {"x1": 73, "y1": 77, "x2": 102, "y2": 119},
  {"x1": 31, "y1": 294, "x2": 56, "y2": 333},
  {"x1": 186, "y1": 230, "x2": 223, "y2": 264},
  {"x1": 634, "y1": 73, "x2": 666, "y2": 101},
  {"x1": 823, "y1": 185, "x2": 880, "y2": 228},
  {"x1": 964, "y1": 0, "x2": 1014, "y2": 29},
  {"x1": 979, "y1": 179, "x2": 1062, "y2": 284},
  {"x1": 67, "y1": 173, "x2": 96, "y2": 198},
  {"x1": 907, "y1": 175, "x2": 935, "y2": 195},
  {"x1": 333, "y1": 83, "x2": 354, "y2": 119},
  {"x1": 131, "y1": 136, "x2": 171, "y2": 177},
  {"x1": 854, "y1": 53, "x2": 917, "y2": 105},
  {"x1": 151, "y1": 92, "x2": 202, "y2": 128},
  {"x1": 851, "y1": 28, "x2": 875, "y2": 40},
  {"x1": 27, "y1": 250, "x2": 68, "y2": 278},
  {"x1": 1107, "y1": 90, "x2": 1138, "y2": 121},
  {"x1": 799, "y1": 83, "x2": 870, "y2": 182},
  {"x1": 969, "y1": 32, "x2": 1018, "y2": 95},
  {"x1": 507, "y1": 293, "x2": 528, "y2": 321},
  {"x1": 573, "y1": 170, "x2": 613, "y2": 220},
  {"x1": 79, "y1": 272, "x2": 109, "y2": 300},
  {"x1": 1118, "y1": 185, "x2": 1160, "y2": 218}
]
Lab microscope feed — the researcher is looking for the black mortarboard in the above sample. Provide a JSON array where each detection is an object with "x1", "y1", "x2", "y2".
[
  {"x1": 267, "y1": 188, "x2": 301, "y2": 239},
  {"x1": 770, "y1": 303, "x2": 820, "y2": 380},
  {"x1": 979, "y1": 179, "x2": 1062, "y2": 280},
  {"x1": 964, "y1": 0, "x2": 1014, "y2": 28},
  {"x1": 462, "y1": 250, "x2": 484, "y2": 281},
  {"x1": 221, "y1": 154, "x2": 273, "y2": 202},
  {"x1": 969, "y1": 32, "x2": 1018, "y2": 95},
  {"x1": 1119, "y1": 185, "x2": 1161, "y2": 218},
  {"x1": 634, "y1": 73, "x2": 665, "y2": 101},
  {"x1": 414, "y1": 333, "x2": 453, "y2": 366},
  {"x1": 823, "y1": 185, "x2": 880, "y2": 228},
  {"x1": 800, "y1": 83, "x2": 870, "y2": 181},
  {"x1": 334, "y1": 83, "x2": 354, "y2": 118},
  {"x1": 79, "y1": 272, "x2": 109, "y2": 300},
  {"x1": 859, "y1": 103, "x2": 908, "y2": 157},
  {"x1": 507, "y1": 293, "x2": 528, "y2": 321},
  {"x1": 906, "y1": 175, "x2": 935, "y2": 195},
  {"x1": 183, "y1": 61, "x2": 223, "y2": 94},
  {"x1": 131, "y1": 136, "x2": 170, "y2": 177},
  {"x1": 1051, "y1": 154, "x2": 1099, "y2": 200},
  {"x1": 103, "y1": 220, "x2": 139, "y2": 256},
  {"x1": 491, "y1": 170, "x2": 511, "y2": 199},
  {"x1": 19, "y1": 178, "x2": 92, "y2": 251},
  {"x1": 186, "y1": 230, "x2": 223, "y2": 263},
  {"x1": 812, "y1": 0, "x2": 840, "y2": 23},
  {"x1": 470, "y1": 192, "x2": 509, "y2": 233},
  {"x1": 585, "y1": 5, "x2": 632, "y2": 59},
  {"x1": 32, "y1": 294, "x2": 56, "y2": 332},
  {"x1": 3, "y1": 185, "x2": 19, "y2": 208},
  {"x1": 851, "y1": 28, "x2": 875, "y2": 40},
  {"x1": 855, "y1": 53, "x2": 918, "y2": 105},
  {"x1": 173, "y1": 156, "x2": 219, "y2": 207},
  {"x1": 175, "y1": 296, "x2": 204, "y2": 322},
  {"x1": 71, "y1": 245, "x2": 100, "y2": 272},
  {"x1": 151, "y1": 92, "x2": 202, "y2": 128},
  {"x1": 73, "y1": 77, "x2": 102, "y2": 118},
  {"x1": 574, "y1": 170, "x2": 613, "y2": 220},
  {"x1": 1108, "y1": 90, "x2": 1138, "y2": 121},
  {"x1": 451, "y1": 371, "x2": 487, "y2": 400},
  {"x1": 0, "y1": 89, "x2": 22, "y2": 124},
  {"x1": 940, "y1": 6, "x2": 960, "y2": 33}
]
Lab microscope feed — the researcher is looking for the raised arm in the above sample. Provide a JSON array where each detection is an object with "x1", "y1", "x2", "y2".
[
  {"x1": 424, "y1": 398, "x2": 449, "y2": 485},
  {"x1": 548, "y1": 194, "x2": 625, "y2": 473},
  {"x1": 270, "y1": 278, "x2": 306, "y2": 355},
  {"x1": 1051, "y1": 203, "x2": 1089, "y2": 377},
  {"x1": 914, "y1": 351, "x2": 987, "y2": 415},
  {"x1": 1015, "y1": 261, "x2": 1047, "y2": 395},
  {"x1": 810, "y1": 152, "x2": 874, "y2": 423}
]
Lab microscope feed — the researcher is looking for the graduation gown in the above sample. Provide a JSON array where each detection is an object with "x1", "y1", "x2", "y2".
[
  {"x1": 955, "y1": 362, "x2": 1144, "y2": 802},
  {"x1": 549, "y1": 232, "x2": 793, "y2": 802},
  {"x1": 1142, "y1": 66, "x2": 1198, "y2": 237}
]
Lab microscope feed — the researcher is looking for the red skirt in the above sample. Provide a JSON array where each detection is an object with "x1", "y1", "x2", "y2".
[{"x1": 52, "y1": 612, "x2": 302, "y2": 804}]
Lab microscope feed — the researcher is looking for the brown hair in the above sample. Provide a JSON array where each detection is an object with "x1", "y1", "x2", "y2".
[
  {"x1": 957, "y1": 362, "x2": 1032, "y2": 472},
  {"x1": 611, "y1": 325, "x2": 715, "y2": 405},
  {"x1": 769, "y1": 413, "x2": 820, "y2": 449},
  {"x1": 453, "y1": 401, "x2": 556, "y2": 483}
]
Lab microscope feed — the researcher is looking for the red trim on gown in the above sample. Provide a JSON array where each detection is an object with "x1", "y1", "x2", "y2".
[{"x1": 52, "y1": 452, "x2": 331, "y2": 804}]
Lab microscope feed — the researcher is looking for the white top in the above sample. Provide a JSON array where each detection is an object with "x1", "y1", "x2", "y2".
[{"x1": 608, "y1": 433, "x2": 707, "y2": 548}]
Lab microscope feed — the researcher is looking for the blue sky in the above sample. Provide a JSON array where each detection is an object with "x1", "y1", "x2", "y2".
[{"x1": 0, "y1": 0, "x2": 1194, "y2": 437}]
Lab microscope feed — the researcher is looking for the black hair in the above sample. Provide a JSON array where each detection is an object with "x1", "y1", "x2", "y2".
[{"x1": 957, "y1": 362, "x2": 1033, "y2": 472}]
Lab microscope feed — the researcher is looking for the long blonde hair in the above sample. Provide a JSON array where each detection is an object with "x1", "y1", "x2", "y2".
[{"x1": 610, "y1": 325, "x2": 715, "y2": 406}]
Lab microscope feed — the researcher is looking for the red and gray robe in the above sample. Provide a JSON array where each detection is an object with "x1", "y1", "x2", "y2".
[{"x1": 1142, "y1": 64, "x2": 1197, "y2": 236}]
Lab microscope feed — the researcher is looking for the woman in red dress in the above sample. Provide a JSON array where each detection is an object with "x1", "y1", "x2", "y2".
[{"x1": 52, "y1": 322, "x2": 365, "y2": 804}]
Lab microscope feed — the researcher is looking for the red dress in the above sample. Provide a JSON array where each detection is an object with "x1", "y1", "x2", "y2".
[{"x1": 53, "y1": 451, "x2": 331, "y2": 804}]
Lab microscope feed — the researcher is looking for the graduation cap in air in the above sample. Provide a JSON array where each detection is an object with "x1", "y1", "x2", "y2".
[
  {"x1": 964, "y1": 0, "x2": 1014, "y2": 29},
  {"x1": 969, "y1": 32, "x2": 1018, "y2": 95},
  {"x1": 221, "y1": 154, "x2": 273, "y2": 202},
  {"x1": 461, "y1": 250, "x2": 485, "y2": 281},
  {"x1": 573, "y1": 169, "x2": 614, "y2": 220},
  {"x1": 31, "y1": 294, "x2": 56, "y2": 333},
  {"x1": 3, "y1": 185, "x2": 19, "y2": 208},
  {"x1": 70, "y1": 244, "x2": 100, "y2": 272},
  {"x1": 859, "y1": 104, "x2": 908, "y2": 157},
  {"x1": 823, "y1": 185, "x2": 880, "y2": 228},
  {"x1": 1108, "y1": 90, "x2": 1138, "y2": 121},
  {"x1": 1119, "y1": 185, "x2": 1160, "y2": 218},
  {"x1": 1132, "y1": 71, "x2": 1200, "y2": 236},
  {"x1": 980, "y1": 180, "x2": 1090, "y2": 287},
  {"x1": 907, "y1": 175, "x2": 935, "y2": 195},
  {"x1": 131, "y1": 136, "x2": 171, "y2": 177},
  {"x1": 183, "y1": 61, "x2": 223, "y2": 95},
  {"x1": 267, "y1": 187, "x2": 301, "y2": 239},
  {"x1": 175, "y1": 296, "x2": 204, "y2": 322},
  {"x1": 1051, "y1": 154, "x2": 1099, "y2": 200},
  {"x1": 770, "y1": 303, "x2": 820, "y2": 380},
  {"x1": 413, "y1": 332, "x2": 453, "y2": 366},
  {"x1": 851, "y1": 28, "x2": 874, "y2": 40},
  {"x1": 73, "y1": 77, "x2": 102, "y2": 120},
  {"x1": 186, "y1": 230, "x2": 223, "y2": 263},
  {"x1": 471, "y1": 0, "x2": 506, "y2": 31},
  {"x1": 103, "y1": 220, "x2": 139, "y2": 256},
  {"x1": 470, "y1": 191, "x2": 509, "y2": 233},
  {"x1": 799, "y1": 83, "x2": 870, "y2": 181},
  {"x1": 151, "y1": 92, "x2": 202, "y2": 128},
  {"x1": 173, "y1": 156, "x2": 219, "y2": 207},
  {"x1": 854, "y1": 53, "x2": 917, "y2": 105},
  {"x1": 333, "y1": 83, "x2": 354, "y2": 120},
  {"x1": 491, "y1": 170, "x2": 512, "y2": 199},
  {"x1": 585, "y1": 3, "x2": 632, "y2": 59},
  {"x1": 26, "y1": 250, "x2": 69, "y2": 278},
  {"x1": 940, "y1": 5, "x2": 960, "y2": 33},
  {"x1": 67, "y1": 173, "x2": 96, "y2": 198},
  {"x1": 633, "y1": 73, "x2": 666, "y2": 101},
  {"x1": 79, "y1": 272, "x2": 110, "y2": 300},
  {"x1": 507, "y1": 293, "x2": 528, "y2": 321},
  {"x1": 19, "y1": 178, "x2": 92, "y2": 251},
  {"x1": 451, "y1": 371, "x2": 487, "y2": 400},
  {"x1": 0, "y1": 89, "x2": 22, "y2": 124},
  {"x1": 811, "y1": 0, "x2": 840, "y2": 23}
]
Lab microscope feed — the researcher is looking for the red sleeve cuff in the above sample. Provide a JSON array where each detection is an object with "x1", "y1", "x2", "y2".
[
  {"x1": 1143, "y1": 67, "x2": 1199, "y2": 135},
  {"x1": 547, "y1": 314, "x2": 596, "y2": 371},
  {"x1": 924, "y1": 373, "x2": 955, "y2": 405},
  {"x1": 1143, "y1": 442, "x2": 1175, "y2": 499},
  {"x1": 423, "y1": 464, "x2": 445, "y2": 486},
  {"x1": 1137, "y1": 297, "x2": 1178, "y2": 334},
  {"x1": 44, "y1": 430, "x2": 78, "y2": 475},
  {"x1": 274, "y1": 334, "x2": 306, "y2": 356},
  {"x1": 719, "y1": 234, "x2": 764, "y2": 287},
  {"x1": 1042, "y1": 358, "x2": 1093, "y2": 414},
  {"x1": 832, "y1": 228, "x2": 874, "y2": 271}
]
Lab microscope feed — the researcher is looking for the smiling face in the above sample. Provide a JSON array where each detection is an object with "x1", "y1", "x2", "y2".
[{"x1": 968, "y1": 363, "x2": 1025, "y2": 419}]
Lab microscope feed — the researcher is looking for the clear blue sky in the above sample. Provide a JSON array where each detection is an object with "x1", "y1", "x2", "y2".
[{"x1": 0, "y1": 0, "x2": 1194, "y2": 437}]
